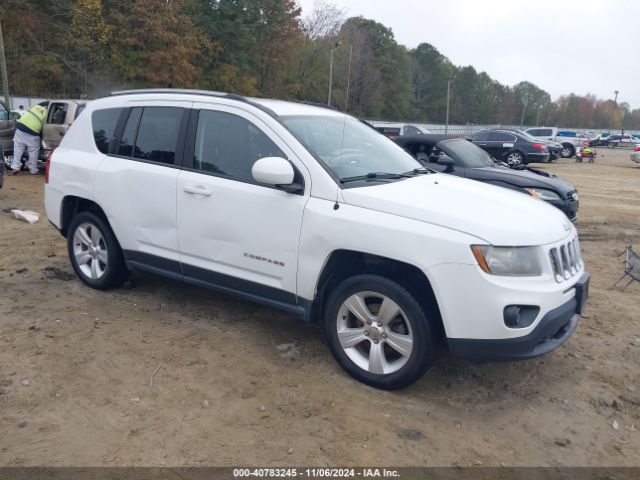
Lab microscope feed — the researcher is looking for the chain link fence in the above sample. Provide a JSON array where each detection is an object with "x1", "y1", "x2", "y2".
[{"x1": 368, "y1": 120, "x2": 628, "y2": 137}]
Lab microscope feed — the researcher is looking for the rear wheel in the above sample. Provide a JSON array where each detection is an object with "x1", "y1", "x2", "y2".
[
  {"x1": 323, "y1": 274, "x2": 437, "y2": 390},
  {"x1": 67, "y1": 211, "x2": 129, "y2": 290},
  {"x1": 560, "y1": 144, "x2": 575, "y2": 158},
  {"x1": 506, "y1": 150, "x2": 525, "y2": 167}
]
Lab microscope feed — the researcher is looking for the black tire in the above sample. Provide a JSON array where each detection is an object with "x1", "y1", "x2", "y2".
[
  {"x1": 505, "y1": 150, "x2": 525, "y2": 167},
  {"x1": 323, "y1": 274, "x2": 438, "y2": 390},
  {"x1": 560, "y1": 144, "x2": 575, "y2": 158},
  {"x1": 606, "y1": 142, "x2": 616, "y2": 149},
  {"x1": 67, "y1": 211, "x2": 129, "y2": 290}
]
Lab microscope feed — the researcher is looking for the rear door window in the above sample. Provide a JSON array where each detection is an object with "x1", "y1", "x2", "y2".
[
  {"x1": 489, "y1": 132, "x2": 517, "y2": 142},
  {"x1": 403, "y1": 126, "x2": 421, "y2": 136},
  {"x1": 133, "y1": 107, "x2": 183, "y2": 164},
  {"x1": 92, "y1": 107, "x2": 124, "y2": 154},
  {"x1": 471, "y1": 131, "x2": 490, "y2": 142},
  {"x1": 537, "y1": 129, "x2": 553, "y2": 136},
  {"x1": 48, "y1": 103, "x2": 69, "y2": 125}
]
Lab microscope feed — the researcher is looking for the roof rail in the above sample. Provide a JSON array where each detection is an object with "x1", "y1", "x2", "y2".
[
  {"x1": 110, "y1": 88, "x2": 229, "y2": 98},
  {"x1": 108, "y1": 88, "x2": 278, "y2": 118}
]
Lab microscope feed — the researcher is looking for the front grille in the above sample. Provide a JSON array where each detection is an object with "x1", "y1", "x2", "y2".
[{"x1": 549, "y1": 235, "x2": 582, "y2": 282}]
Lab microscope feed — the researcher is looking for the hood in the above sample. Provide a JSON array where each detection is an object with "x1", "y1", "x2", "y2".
[
  {"x1": 341, "y1": 174, "x2": 573, "y2": 246},
  {"x1": 473, "y1": 165, "x2": 576, "y2": 195}
]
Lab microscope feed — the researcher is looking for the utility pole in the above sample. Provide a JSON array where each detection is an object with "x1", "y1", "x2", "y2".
[
  {"x1": 327, "y1": 41, "x2": 342, "y2": 107},
  {"x1": 0, "y1": 18, "x2": 10, "y2": 109},
  {"x1": 520, "y1": 98, "x2": 529, "y2": 128},
  {"x1": 445, "y1": 79, "x2": 452, "y2": 134},
  {"x1": 609, "y1": 90, "x2": 619, "y2": 133}
]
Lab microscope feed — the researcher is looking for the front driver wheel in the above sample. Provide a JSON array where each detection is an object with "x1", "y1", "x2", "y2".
[
  {"x1": 323, "y1": 275, "x2": 437, "y2": 390},
  {"x1": 68, "y1": 211, "x2": 129, "y2": 290}
]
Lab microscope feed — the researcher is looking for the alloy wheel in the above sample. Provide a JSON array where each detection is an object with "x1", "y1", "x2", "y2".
[
  {"x1": 336, "y1": 291, "x2": 414, "y2": 375},
  {"x1": 73, "y1": 222, "x2": 108, "y2": 280}
]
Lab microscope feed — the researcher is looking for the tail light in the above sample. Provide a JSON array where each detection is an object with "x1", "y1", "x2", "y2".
[
  {"x1": 532, "y1": 143, "x2": 546, "y2": 151},
  {"x1": 635, "y1": 145, "x2": 640, "y2": 152},
  {"x1": 45, "y1": 150, "x2": 53, "y2": 183}
]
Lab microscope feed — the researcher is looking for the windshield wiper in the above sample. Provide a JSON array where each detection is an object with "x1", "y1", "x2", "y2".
[
  {"x1": 340, "y1": 172, "x2": 414, "y2": 184},
  {"x1": 403, "y1": 168, "x2": 433, "y2": 175}
]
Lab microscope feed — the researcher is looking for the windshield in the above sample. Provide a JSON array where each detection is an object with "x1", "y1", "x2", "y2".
[
  {"x1": 440, "y1": 139, "x2": 494, "y2": 168},
  {"x1": 281, "y1": 115, "x2": 421, "y2": 182}
]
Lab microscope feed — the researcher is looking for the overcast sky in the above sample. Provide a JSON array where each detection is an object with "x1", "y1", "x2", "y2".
[{"x1": 297, "y1": 0, "x2": 640, "y2": 109}]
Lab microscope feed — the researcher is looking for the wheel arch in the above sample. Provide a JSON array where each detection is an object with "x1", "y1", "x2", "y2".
[
  {"x1": 308, "y1": 249, "x2": 444, "y2": 339},
  {"x1": 60, "y1": 196, "x2": 109, "y2": 238}
]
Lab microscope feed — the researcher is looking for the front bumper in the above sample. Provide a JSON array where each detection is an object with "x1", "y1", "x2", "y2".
[{"x1": 448, "y1": 272, "x2": 589, "y2": 362}]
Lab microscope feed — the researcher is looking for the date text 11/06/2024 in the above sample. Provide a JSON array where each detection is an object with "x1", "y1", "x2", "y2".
[{"x1": 232, "y1": 468, "x2": 401, "y2": 478}]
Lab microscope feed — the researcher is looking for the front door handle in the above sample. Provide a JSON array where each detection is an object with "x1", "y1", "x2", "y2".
[
  {"x1": 479, "y1": 143, "x2": 487, "y2": 147},
  {"x1": 183, "y1": 185, "x2": 212, "y2": 197}
]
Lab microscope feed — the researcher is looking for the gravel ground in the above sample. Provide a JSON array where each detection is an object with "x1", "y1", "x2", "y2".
[{"x1": 0, "y1": 148, "x2": 638, "y2": 467}]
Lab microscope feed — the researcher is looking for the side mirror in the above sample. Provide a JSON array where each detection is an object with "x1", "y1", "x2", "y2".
[
  {"x1": 436, "y1": 155, "x2": 455, "y2": 172},
  {"x1": 251, "y1": 157, "x2": 302, "y2": 194}
]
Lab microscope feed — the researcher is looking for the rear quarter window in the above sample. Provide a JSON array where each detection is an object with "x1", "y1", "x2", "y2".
[{"x1": 92, "y1": 108, "x2": 123, "y2": 154}]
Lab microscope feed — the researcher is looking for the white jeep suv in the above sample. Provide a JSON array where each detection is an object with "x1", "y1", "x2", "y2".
[{"x1": 45, "y1": 89, "x2": 589, "y2": 389}]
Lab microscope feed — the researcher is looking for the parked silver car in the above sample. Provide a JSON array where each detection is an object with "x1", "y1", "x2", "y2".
[
  {"x1": 631, "y1": 145, "x2": 640, "y2": 163},
  {"x1": 41, "y1": 99, "x2": 87, "y2": 156}
]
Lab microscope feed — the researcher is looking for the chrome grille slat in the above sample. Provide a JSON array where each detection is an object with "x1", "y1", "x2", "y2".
[{"x1": 549, "y1": 235, "x2": 581, "y2": 283}]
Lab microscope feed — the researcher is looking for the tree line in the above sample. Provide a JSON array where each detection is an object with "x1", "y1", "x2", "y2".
[{"x1": 2, "y1": 0, "x2": 638, "y2": 130}]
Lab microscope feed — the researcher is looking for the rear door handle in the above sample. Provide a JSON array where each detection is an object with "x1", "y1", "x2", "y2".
[
  {"x1": 479, "y1": 143, "x2": 487, "y2": 147},
  {"x1": 183, "y1": 185, "x2": 212, "y2": 197}
]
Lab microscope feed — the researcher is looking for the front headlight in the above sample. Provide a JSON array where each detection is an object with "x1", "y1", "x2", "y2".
[
  {"x1": 471, "y1": 245, "x2": 543, "y2": 276},
  {"x1": 524, "y1": 187, "x2": 561, "y2": 201}
]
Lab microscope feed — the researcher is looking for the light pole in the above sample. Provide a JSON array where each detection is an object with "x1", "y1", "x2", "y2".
[
  {"x1": 327, "y1": 41, "x2": 342, "y2": 107},
  {"x1": 445, "y1": 78, "x2": 453, "y2": 134},
  {"x1": 610, "y1": 90, "x2": 619, "y2": 133},
  {"x1": 520, "y1": 98, "x2": 529, "y2": 128}
]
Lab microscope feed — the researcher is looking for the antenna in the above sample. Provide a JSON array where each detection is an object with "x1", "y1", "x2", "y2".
[{"x1": 338, "y1": 45, "x2": 354, "y2": 178}]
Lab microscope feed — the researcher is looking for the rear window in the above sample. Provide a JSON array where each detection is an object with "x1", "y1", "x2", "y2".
[
  {"x1": 376, "y1": 127, "x2": 401, "y2": 135},
  {"x1": 471, "y1": 131, "x2": 490, "y2": 142},
  {"x1": 92, "y1": 108, "x2": 123, "y2": 154}
]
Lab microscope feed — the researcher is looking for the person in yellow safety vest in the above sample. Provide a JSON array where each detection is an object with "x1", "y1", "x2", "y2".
[{"x1": 11, "y1": 104, "x2": 47, "y2": 175}]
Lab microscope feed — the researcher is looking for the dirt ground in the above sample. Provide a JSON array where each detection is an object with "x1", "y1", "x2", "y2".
[{"x1": 0, "y1": 148, "x2": 639, "y2": 468}]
